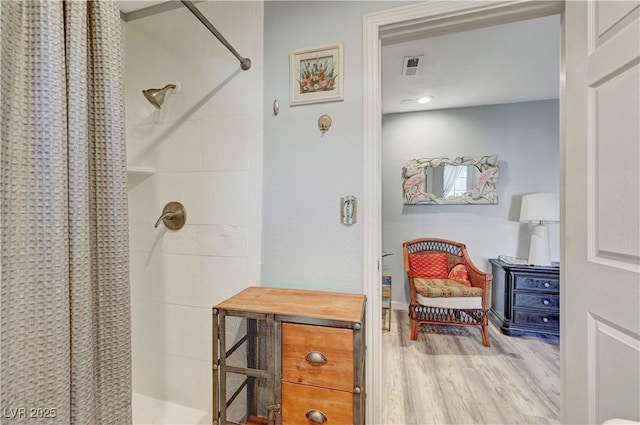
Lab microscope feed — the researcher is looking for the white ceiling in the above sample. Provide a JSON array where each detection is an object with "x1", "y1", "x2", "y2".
[
  {"x1": 119, "y1": 3, "x2": 560, "y2": 115},
  {"x1": 381, "y1": 14, "x2": 560, "y2": 114}
]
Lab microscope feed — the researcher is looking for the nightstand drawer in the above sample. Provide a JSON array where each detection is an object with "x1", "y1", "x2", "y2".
[
  {"x1": 490, "y1": 259, "x2": 560, "y2": 338},
  {"x1": 513, "y1": 309, "x2": 559, "y2": 328},
  {"x1": 514, "y1": 275, "x2": 559, "y2": 292},
  {"x1": 282, "y1": 323, "x2": 353, "y2": 391},
  {"x1": 281, "y1": 382, "x2": 353, "y2": 425},
  {"x1": 514, "y1": 293, "x2": 559, "y2": 310}
]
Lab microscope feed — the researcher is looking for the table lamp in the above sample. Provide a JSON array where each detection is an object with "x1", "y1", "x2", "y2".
[{"x1": 519, "y1": 193, "x2": 559, "y2": 266}]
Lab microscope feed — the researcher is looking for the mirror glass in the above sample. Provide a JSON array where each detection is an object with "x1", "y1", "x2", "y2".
[{"x1": 403, "y1": 155, "x2": 499, "y2": 205}]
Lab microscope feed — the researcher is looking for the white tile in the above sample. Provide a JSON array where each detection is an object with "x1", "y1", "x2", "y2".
[
  {"x1": 132, "y1": 393, "x2": 210, "y2": 425},
  {"x1": 155, "y1": 120, "x2": 203, "y2": 173},
  {"x1": 199, "y1": 256, "x2": 248, "y2": 307},
  {"x1": 124, "y1": 2, "x2": 263, "y2": 414},
  {"x1": 198, "y1": 2, "x2": 253, "y2": 118},
  {"x1": 197, "y1": 225, "x2": 247, "y2": 257},
  {"x1": 156, "y1": 172, "x2": 202, "y2": 225},
  {"x1": 126, "y1": 123, "x2": 160, "y2": 166},
  {"x1": 131, "y1": 299, "x2": 163, "y2": 355},
  {"x1": 200, "y1": 2, "x2": 252, "y2": 88},
  {"x1": 201, "y1": 115, "x2": 250, "y2": 171},
  {"x1": 199, "y1": 71, "x2": 253, "y2": 117},
  {"x1": 132, "y1": 348, "x2": 166, "y2": 400},
  {"x1": 161, "y1": 224, "x2": 199, "y2": 255},
  {"x1": 199, "y1": 2, "x2": 252, "y2": 55},
  {"x1": 130, "y1": 249, "x2": 162, "y2": 303},
  {"x1": 123, "y1": 22, "x2": 163, "y2": 124},
  {"x1": 159, "y1": 253, "x2": 201, "y2": 307},
  {"x1": 163, "y1": 355, "x2": 212, "y2": 413},
  {"x1": 123, "y1": 8, "x2": 204, "y2": 123},
  {"x1": 161, "y1": 304, "x2": 210, "y2": 362},
  {"x1": 130, "y1": 222, "x2": 164, "y2": 253},
  {"x1": 133, "y1": 351, "x2": 213, "y2": 416},
  {"x1": 127, "y1": 172, "x2": 157, "y2": 223},
  {"x1": 145, "y1": 12, "x2": 204, "y2": 123},
  {"x1": 199, "y1": 171, "x2": 249, "y2": 225}
]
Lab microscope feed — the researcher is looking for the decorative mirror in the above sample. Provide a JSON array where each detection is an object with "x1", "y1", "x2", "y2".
[{"x1": 402, "y1": 155, "x2": 499, "y2": 205}]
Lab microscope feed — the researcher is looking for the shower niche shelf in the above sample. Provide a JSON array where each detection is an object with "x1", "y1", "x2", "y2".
[{"x1": 126, "y1": 165, "x2": 156, "y2": 176}]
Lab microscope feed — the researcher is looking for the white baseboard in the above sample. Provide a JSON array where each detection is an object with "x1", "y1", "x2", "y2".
[{"x1": 391, "y1": 300, "x2": 409, "y2": 311}]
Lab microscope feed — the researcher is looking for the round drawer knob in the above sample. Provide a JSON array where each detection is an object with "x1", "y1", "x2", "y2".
[
  {"x1": 542, "y1": 317, "x2": 549, "y2": 323},
  {"x1": 542, "y1": 299, "x2": 550, "y2": 305},
  {"x1": 306, "y1": 409, "x2": 327, "y2": 424},
  {"x1": 543, "y1": 282, "x2": 550, "y2": 288}
]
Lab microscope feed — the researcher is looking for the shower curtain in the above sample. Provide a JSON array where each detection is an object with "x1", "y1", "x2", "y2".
[{"x1": 1, "y1": 1, "x2": 131, "y2": 424}]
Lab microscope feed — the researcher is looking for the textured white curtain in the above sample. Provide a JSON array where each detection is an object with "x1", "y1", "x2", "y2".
[{"x1": 0, "y1": 1, "x2": 131, "y2": 424}]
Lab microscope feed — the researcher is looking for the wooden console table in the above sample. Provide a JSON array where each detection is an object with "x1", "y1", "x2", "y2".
[
  {"x1": 213, "y1": 286, "x2": 366, "y2": 425},
  {"x1": 489, "y1": 258, "x2": 560, "y2": 338}
]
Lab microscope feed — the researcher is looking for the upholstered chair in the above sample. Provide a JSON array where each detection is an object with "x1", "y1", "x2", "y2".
[{"x1": 403, "y1": 238, "x2": 493, "y2": 347}]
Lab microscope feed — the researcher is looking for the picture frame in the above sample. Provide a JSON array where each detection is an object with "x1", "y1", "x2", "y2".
[{"x1": 290, "y1": 43, "x2": 343, "y2": 106}]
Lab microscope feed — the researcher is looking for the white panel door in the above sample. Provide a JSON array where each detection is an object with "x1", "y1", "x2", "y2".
[{"x1": 564, "y1": 1, "x2": 640, "y2": 424}]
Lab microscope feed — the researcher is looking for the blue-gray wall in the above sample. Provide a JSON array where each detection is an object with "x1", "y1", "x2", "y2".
[
  {"x1": 261, "y1": 1, "x2": 411, "y2": 292},
  {"x1": 261, "y1": 2, "x2": 559, "y2": 302},
  {"x1": 382, "y1": 100, "x2": 560, "y2": 305}
]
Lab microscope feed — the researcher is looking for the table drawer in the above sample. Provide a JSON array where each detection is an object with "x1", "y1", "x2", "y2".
[
  {"x1": 513, "y1": 293, "x2": 559, "y2": 310},
  {"x1": 514, "y1": 275, "x2": 559, "y2": 292},
  {"x1": 282, "y1": 323, "x2": 353, "y2": 392},
  {"x1": 513, "y1": 309, "x2": 559, "y2": 328},
  {"x1": 281, "y1": 382, "x2": 352, "y2": 425}
]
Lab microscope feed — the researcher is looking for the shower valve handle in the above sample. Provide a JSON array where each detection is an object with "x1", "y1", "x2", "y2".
[
  {"x1": 154, "y1": 202, "x2": 186, "y2": 230},
  {"x1": 154, "y1": 212, "x2": 177, "y2": 228}
]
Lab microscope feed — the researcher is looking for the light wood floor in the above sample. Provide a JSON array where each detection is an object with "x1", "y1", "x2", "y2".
[{"x1": 382, "y1": 309, "x2": 560, "y2": 425}]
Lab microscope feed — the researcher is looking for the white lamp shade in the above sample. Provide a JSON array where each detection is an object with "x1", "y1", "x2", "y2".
[{"x1": 520, "y1": 193, "x2": 559, "y2": 223}]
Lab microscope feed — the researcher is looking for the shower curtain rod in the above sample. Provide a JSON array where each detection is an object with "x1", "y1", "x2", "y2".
[{"x1": 181, "y1": 1, "x2": 251, "y2": 71}]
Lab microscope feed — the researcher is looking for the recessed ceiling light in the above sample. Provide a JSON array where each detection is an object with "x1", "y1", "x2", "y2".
[
  {"x1": 417, "y1": 96, "x2": 434, "y2": 104},
  {"x1": 400, "y1": 99, "x2": 414, "y2": 105}
]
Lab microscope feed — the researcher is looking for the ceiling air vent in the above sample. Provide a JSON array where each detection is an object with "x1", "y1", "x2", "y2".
[{"x1": 402, "y1": 55, "x2": 423, "y2": 77}]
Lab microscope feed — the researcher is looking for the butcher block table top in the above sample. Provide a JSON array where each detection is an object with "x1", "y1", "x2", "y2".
[{"x1": 215, "y1": 286, "x2": 365, "y2": 323}]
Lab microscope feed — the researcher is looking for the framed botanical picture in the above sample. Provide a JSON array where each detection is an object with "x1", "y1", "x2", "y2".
[{"x1": 290, "y1": 43, "x2": 343, "y2": 106}]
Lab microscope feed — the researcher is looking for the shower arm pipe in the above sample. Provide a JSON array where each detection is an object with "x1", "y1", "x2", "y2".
[{"x1": 180, "y1": 1, "x2": 251, "y2": 71}]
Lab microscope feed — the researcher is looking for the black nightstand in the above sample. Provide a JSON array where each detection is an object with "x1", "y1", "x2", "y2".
[{"x1": 489, "y1": 258, "x2": 560, "y2": 339}]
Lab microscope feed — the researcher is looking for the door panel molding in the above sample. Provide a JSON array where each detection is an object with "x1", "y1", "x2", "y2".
[
  {"x1": 586, "y1": 2, "x2": 640, "y2": 272},
  {"x1": 565, "y1": 1, "x2": 639, "y2": 421},
  {"x1": 593, "y1": 1, "x2": 639, "y2": 44},
  {"x1": 588, "y1": 313, "x2": 640, "y2": 423}
]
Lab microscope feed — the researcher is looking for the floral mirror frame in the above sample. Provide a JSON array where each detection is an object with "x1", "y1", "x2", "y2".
[{"x1": 402, "y1": 155, "x2": 499, "y2": 205}]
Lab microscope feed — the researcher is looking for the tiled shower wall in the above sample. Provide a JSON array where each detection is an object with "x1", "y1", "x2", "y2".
[{"x1": 122, "y1": 2, "x2": 263, "y2": 414}]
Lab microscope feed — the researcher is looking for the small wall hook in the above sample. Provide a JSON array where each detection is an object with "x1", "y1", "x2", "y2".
[
  {"x1": 318, "y1": 115, "x2": 332, "y2": 134},
  {"x1": 273, "y1": 99, "x2": 279, "y2": 116}
]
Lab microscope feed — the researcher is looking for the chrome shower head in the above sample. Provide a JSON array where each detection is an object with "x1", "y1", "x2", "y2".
[{"x1": 142, "y1": 83, "x2": 177, "y2": 109}]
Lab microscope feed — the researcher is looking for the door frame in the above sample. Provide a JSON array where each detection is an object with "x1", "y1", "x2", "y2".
[{"x1": 362, "y1": 1, "x2": 565, "y2": 422}]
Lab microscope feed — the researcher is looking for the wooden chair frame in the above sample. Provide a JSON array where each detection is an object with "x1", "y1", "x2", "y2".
[{"x1": 403, "y1": 238, "x2": 493, "y2": 347}]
